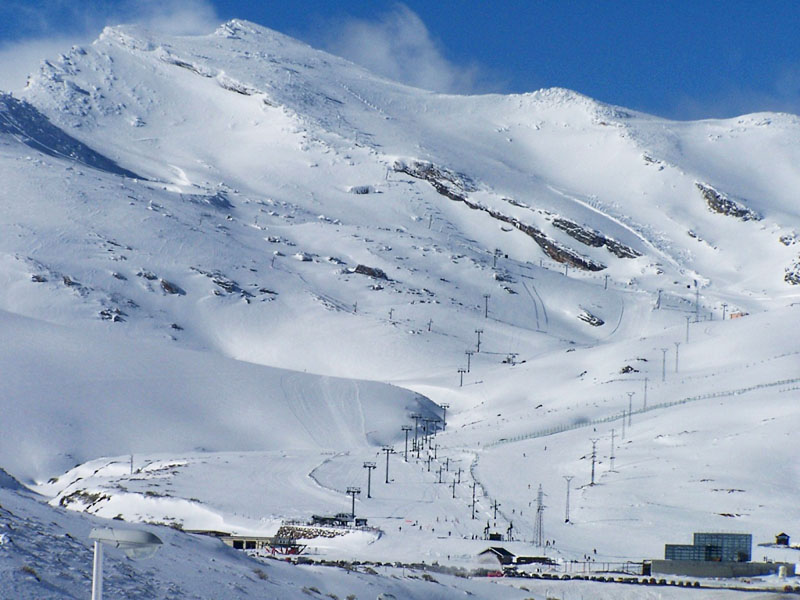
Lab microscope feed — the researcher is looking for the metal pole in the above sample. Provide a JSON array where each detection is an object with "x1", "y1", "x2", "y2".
[
  {"x1": 452, "y1": 478, "x2": 457, "y2": 498},
  {"x1": 643, "y1": 377, "x2": 648, "y2": 409},
  {"x1": 590, "y1": 439, "x2": 598, "y2": 485},
  {"x1": 441, "y1": 404, "x2": 449, "y2": 430},
  {"x1": 627, "y1": 392, "x2": 634, "y2": 426},
  {"x1": 472, "y1": 483, "x2": 477, "y2": 519},
  {"x1": 385, "y1": 448, "x2": 392, "y2": 483},
  {"x1": 661, "y1": 348, "x2": 668, "y2": 382},
  {"x1": 483, "y1": 294, "x2": 490, "y2": 318},
  {"x1": 610, "y1": 429, "x2": 616, "y2": 471},
  {"x1": 622, "y1": 409, "x2": 626, "y2": 439},
  {"x1": 674, "y1": 341, "x2": 681, "y2": 373},
  {"x1": 685, "y1": 316, "x2": 691, "y2": 343},
  {"x1": 465, "y1": 350, "x2": 473, "y2": 372},
  {"x1": 346, "y1": 487, "x2": 360, "y2": 517},
  {"x1": 694, "y1": 283, "x2": 700, "y2": 322},
  {"x1": 363, "y1": 462, "x2": 375, "y2": 498},
  {"x1": 535, "y1": 484, "x2": 545, "y2": 546},
  {"x1": 722, "y1": 303, "x2": 728, "y2": 320},
  {"x1": 458, "y1": 368, "x2": 465, "y2": 387},
  {"x1": 563, "y1": 476, "x2": 574, "y2": 523},
  {"x1": 402, "y1": 426, "x2": 411, "y2": 461},
  {"x1": 475, "y1": 329, "x2": 483, "y2": 352},
  {"x1": 91, "y1": 541, "x2": 103, "y2": 600}
]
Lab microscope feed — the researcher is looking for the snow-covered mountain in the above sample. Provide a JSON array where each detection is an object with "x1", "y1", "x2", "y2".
[{"x1": 1, "y1": 19, "x2": 799, "y2": 599}]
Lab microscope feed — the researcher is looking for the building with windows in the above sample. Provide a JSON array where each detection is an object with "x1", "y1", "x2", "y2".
[
  {"x1": 665, "y1": 532, "x2": 751, "y2": 562},
  {"x1": 652, "y1": 531, "x2": 795, "y2": 577}
]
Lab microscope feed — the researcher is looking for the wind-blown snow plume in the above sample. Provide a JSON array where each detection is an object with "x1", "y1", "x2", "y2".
[
  {"x1": 322, "y1": 4, "x2": 484, "y2": 94},
  {"x1": 0, "y1": 0, "x2": 219, "y2": 90}
]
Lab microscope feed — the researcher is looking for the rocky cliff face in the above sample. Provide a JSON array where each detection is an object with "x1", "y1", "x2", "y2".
[{"x1": 696, "y1": 182, "x2": 760, "y2": 222}]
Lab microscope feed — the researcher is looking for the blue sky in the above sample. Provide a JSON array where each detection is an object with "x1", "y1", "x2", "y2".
[{"x1": 1, "y1": 0, "x2": 798, "y2": 119}]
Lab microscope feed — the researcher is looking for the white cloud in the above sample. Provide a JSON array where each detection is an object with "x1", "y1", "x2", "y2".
[
  {"x1": 0, "y1": 0, "x2": 220, "y2": 92},
  {"x1": 0, "y1": 37, "x2": 80, "y2": 92},
  {"x1": 112, "y1": 0, "x2": 220, "y2": 36},
  {"x1": 321, "y1": 4, "x2": 487, "y2": 94}
]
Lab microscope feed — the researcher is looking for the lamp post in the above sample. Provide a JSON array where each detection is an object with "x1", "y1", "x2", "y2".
[
  {"x1": 563, "y1": 476, "x2": 574, "y2": 523},
  {"x1": 89, "y1": 528, "x2": 162, "y2": 600}
]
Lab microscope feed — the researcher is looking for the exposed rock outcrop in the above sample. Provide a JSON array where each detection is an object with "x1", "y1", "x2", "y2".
[
  {"x1": 785, "y1": 259, "x2": 800, "y2": 285},
  {"x1": 552, "y1": 218, "x2": 640, "y2": 259},
  {"x1": 395, "y1": 160, "x2": 606, "y2": 271},
  {"x1": 696, "y1": 183, "x2": 760, "y2": 221},
  {"x1": 352, "y1": 264, "x2": 389, "y2": 280}
]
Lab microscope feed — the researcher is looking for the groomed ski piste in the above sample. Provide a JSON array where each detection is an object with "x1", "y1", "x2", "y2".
[{"x1": 1, "y1": 19, "x2": 799, "y2": 599}]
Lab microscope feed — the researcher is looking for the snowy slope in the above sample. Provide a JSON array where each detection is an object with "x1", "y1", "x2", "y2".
[
  {"x1": 1, "y1": 18, "x2": 799, "y2": 599},
  {"x1": 3, "y1": 473, "x2": 552, "y2": 600},
  {"x1": 0, "y1": 307, "x2": 436, "y2": 483}
]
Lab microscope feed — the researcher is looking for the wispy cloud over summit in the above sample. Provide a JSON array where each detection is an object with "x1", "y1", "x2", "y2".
[
  {"x1": 320, "y1": 4, "x2": 494, "y2": 95},
  {"x1": 0, "y1": 0, "x2": 220, "y2": 91}
]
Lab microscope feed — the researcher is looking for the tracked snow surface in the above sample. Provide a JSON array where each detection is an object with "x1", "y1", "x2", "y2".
[{"x1": 1, "y1": 19, "x2": 799, "y2": 599}]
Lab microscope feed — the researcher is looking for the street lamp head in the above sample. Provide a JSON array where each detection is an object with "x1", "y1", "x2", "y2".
[{"x1": 89, "y1": 527, "x2": 162, "y2": 560}]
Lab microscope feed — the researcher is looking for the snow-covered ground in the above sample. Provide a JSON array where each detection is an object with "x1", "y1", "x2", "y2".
[{"x1": 1, "y1": 18, "x2": 799, "y2": 599}]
